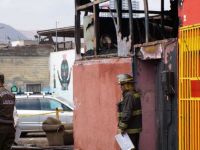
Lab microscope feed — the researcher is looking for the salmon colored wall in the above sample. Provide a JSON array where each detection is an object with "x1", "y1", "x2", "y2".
[
  {"x1": 73, "y1": 58, "x2": 132, "y2": 150},
  {"x1": 179, "y1": 0, "x2": 200, "y2": 26}
]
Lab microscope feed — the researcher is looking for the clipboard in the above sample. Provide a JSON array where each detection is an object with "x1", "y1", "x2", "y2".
[{"x1": 115, "y1": 133, "x2": 135, "y2": 150}]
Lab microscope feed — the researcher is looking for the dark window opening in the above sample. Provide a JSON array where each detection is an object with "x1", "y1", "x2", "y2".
[{"x1": 26, "y1": 84, "x2": 41, "y2": 93}]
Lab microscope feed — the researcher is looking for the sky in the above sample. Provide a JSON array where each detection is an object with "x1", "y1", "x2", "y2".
[
  {"x1": 0, "y1": 0, "x2": 75, "y2": 31},
  {"x1": 0, "y1": 0, "x2": 170, "y2": 31}
]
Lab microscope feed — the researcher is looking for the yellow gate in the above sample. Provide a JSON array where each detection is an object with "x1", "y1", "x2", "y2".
[{"x1": 179, "y1": 24, "x2": 200, "y2": 150}]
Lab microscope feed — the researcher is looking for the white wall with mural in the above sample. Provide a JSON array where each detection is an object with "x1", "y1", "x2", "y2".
[{"x1": 49, "y1": 49, "x2": 75, "y2": 106}]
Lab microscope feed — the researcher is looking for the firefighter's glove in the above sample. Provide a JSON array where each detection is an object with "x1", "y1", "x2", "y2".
[{"x1": 117, "y1": 129, "x2": 126, "y2": 135}]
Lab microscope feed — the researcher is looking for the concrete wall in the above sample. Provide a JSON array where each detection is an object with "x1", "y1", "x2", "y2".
[
  {"x1": 0, "y1": 44, "x2": 53, "y2": 92},
  {"x1": 73, "y1": 58, "x2": 132, "y2": 150}
]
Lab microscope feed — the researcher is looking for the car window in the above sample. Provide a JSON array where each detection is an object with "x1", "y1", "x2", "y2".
[
  {"x1": 50, "y1": 99, "x2": 62, "y2": 110},
  {"x1": 16, "y1": 98, "x2": 41, "y2": 110},
  {"x1": 62, "y1": 103, "x2": 73, "y2": 111},
  {"x1": 40, "y1": 98, "x2": 62, "y2": 110},
  {"x1": 40, "y1": 98, "x2": 72, "y2": 111}
]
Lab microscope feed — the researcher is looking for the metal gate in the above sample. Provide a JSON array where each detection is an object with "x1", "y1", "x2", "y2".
[{"x1": 179, "y1": 24, "x2": 200, "y2": 150}]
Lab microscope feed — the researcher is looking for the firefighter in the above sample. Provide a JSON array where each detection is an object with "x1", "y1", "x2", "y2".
[
  {"x1": 117, "y1": 74, "x2": 142, "y2": 150},
  {"x1": 0, "y1": 74, "x2": 16, "y2": 150}
]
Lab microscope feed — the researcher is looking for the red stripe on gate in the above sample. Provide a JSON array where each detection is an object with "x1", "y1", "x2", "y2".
[{"x1": 191, "y1": 80, "x2": 200, "y2": 97}]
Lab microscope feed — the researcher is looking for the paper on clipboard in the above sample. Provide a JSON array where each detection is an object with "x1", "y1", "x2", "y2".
[{"x1": 115, "y1": 133, "x2": 135, "y2": 150}]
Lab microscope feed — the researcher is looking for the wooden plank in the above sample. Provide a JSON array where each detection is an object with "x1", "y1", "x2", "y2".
[
  {"x1": 116, "y1": 0, "x2": 122, "y2": 33},
  {"x1": 98, "y1": 9, "x2": 167, "y2": 15},
  {"x1": 93, "y1": 0, "x2": 109, "y2": 5},
  {"x1": 161, "y1": 0, "x2": 165, "y2": 37},
  {"x1": 75, "y1": 0, "x2": 81, "y2": 54},
  {"x1": 76, "y1": 0, "x2": 109, "y2": 11},
  {"x1": 76, "y1": 2, "x2": 93, "y2": 11}
]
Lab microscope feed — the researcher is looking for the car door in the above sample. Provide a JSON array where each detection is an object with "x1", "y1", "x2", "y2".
[
  {"x1": 16, "y1": 98, "x2": 41, "y2": 132},
  {"x1": 39, "y1": 98, "x2": 73, "y2": 124}
]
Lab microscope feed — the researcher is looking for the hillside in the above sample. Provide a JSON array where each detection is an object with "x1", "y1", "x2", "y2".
[{"x1": 0, "y1": 23, "x2": 28, "y2": 44}]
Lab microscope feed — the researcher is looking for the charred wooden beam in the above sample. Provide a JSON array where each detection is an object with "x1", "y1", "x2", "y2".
[
  {"x1": 93, "y1": 4, "x2": 100, "y2": 55},
  {"x1": 143, "y1": 0, "x2": 149, "y2": 43},
  {"x1": 75, "y1": 0, "x2": 81, "y2": 54},
  {"x1": 115, "y1": 0, "x2": 122, "y2": 33},
  {"x1": 161, "y1": 0, "x2": 165, "y2": 38},
  {"x1": 128, "y1": 0, "x2": 134, "y2": 47},
  {"x1": 76, "y1": 0, "x2": 109, "y2": 11},
  {"x1": 77, "y1": 2, "x2": 93, "y2": 11},
  {"x1": 83, "y1": 9, "x2": 169, "y2": 15}
]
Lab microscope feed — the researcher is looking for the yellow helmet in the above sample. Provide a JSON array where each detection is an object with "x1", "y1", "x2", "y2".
[{"x1": 117, "y1": 74, "x2": 134, "y2": 84}]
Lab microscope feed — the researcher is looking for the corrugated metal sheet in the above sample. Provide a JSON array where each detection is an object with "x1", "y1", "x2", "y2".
[{"x1": 179, "y1": 24, "x2": 200, "y2": 150}]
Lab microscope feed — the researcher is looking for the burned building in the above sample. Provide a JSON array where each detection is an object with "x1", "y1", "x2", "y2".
[{"x1": 73, "y1": 0, "x2": 179, "y2": 150}]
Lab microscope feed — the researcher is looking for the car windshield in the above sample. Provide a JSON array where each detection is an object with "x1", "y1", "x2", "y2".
[
  {"x1": 55, "y1": 96, "x2": 74, "y2": 110},
  {"x1": 16, "y1": 98, "x2": 40, "y2": 110},
  {"x1": 16, "y1": 96, "x2": 73, "y2": 112},
  {"x1": 40, "y1": 98, "x2": 73, "y2": 111}
]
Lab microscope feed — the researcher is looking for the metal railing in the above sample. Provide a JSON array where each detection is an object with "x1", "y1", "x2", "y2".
[{"x1": 179, "y1": 24, "x2": 200, "y2": 150}]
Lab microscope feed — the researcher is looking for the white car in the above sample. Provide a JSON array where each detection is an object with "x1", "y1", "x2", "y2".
[{"x1": 15, "y1": 94, "x2": 73, "y2": 136}]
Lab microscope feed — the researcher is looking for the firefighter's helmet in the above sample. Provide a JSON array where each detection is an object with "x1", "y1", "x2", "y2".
[{"x1": 117, "y1": 74, "x2": 134, "y2": 84}]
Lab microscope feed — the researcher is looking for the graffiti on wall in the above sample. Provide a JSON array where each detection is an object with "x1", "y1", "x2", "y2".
[
  {"x1": 57, "y1": 54, "x2": 71, "y2": 90},
  {"x1": 49, "y1": 49, "x2": 75, "y2": 105}
]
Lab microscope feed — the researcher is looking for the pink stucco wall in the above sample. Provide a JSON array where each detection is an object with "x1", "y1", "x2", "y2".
[
  {"x1": 73, "y1": 57, "x2": 157, "y2": 150},
  {"x1": 73, "y1": 58, "x2": 132, "y2": 150}
]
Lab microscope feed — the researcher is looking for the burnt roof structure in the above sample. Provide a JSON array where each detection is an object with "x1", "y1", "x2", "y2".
[{"x1": 75, "y1": 0, "x2": 178, "y2": 56}]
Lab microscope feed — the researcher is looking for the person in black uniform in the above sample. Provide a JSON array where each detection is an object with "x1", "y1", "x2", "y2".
[
  {"x1": 0, "y1": 74, "x2": 16, "y2": 150},
  {"x1": 117, "y1": 74, "x2": 142, "y2": 150}
]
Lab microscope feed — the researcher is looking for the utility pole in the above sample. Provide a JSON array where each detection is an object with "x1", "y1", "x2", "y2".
[{"x1": 55, "y1": 21, "x2": 58, "y2": 52}]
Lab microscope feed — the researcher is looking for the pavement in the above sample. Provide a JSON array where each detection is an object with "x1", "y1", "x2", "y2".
[{"x1": 12, "y1": 136, "x2": 73, "y2": 150}]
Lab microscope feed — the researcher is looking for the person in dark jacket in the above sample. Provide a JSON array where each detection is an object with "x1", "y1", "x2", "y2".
[
  {"x1": 0, "y1": 74, "x2": 16, "y2": 150},
  {"x1": 117, "y1": 74, "x2": 142, "y2": 150}
]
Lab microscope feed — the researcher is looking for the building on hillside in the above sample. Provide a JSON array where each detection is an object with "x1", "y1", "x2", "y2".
[
  {"x1": 37, "y1": 26, "x2": 83, "y2": 105},
  {"x1": 11, "y1": 40, "x2": 38, "y2": 47},
  {"x1": 0, "y1": 23, "x2": 28, "y2": 44},
  {"x1": 0, "y1": 44, "x2": 54, "y2": 93},
  {"x1": 37, "y1": 26, "x2": 83, "y2": 52}
]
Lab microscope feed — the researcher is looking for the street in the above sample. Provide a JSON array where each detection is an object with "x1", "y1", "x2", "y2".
[{"x1": 12, "y1": 134, "x2": 73, "y2": 150}]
